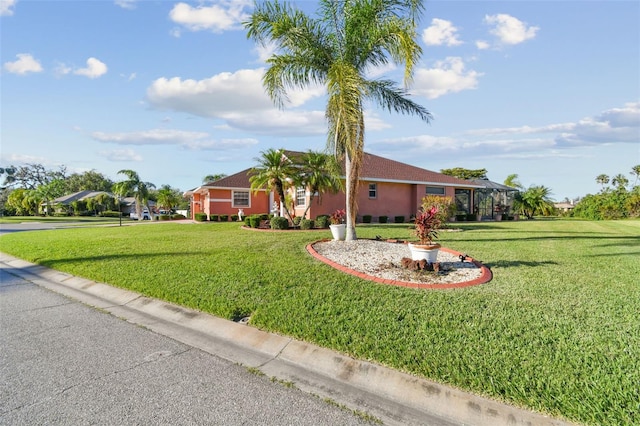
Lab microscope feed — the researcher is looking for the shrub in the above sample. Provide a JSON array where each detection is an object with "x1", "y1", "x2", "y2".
[
  {"x1": 244, "y1": 216, "x2": 251, "y2": 227},
  {"x1": 394, "y1": 215, "x2": 405, "y2": 223},
  {"x1": 171, "y1": 214, "x2": 186, "y2": 220},
  {"x1": 270, "y1": 216, "x2": 289, "y2": 230},
  {"x1": 101, "y1": 211, "x2": 121, "y2": 218},
  {"x1": 300, "y1": 219, "x2": 314, "y2": 230},
  {"x1": 210, "y1": 214, "x2": 219, "y2": 222},
  {"x1": 378, "y1": 215, "x2": 388, "y2": 224},
  {"x1": 53, "y1": 212, "x2": 68, "y2": 217},
  {"x1": 194, "y1": 212, "x2": 208, "y2": 222},
  {"x1": 292, "y1": 216, "x2": 302, "y2": 227},
  {"x1": 220, "y1": 215, "x2": 229, "y2": 222},
  {"x1": 159, "y1": 215, "x2": 171, "y2": 221},
  {"x1": 260, "y1": 214, "x2": 270, "y2": 221},
  {"x1": 249, "y1": 215, "x2": 261, "y2": 228},
  {"x1": 466, "y1": 213, "x2": 476, "y2": 221},
  {"x1": 315, "y1": 215, "x2": 329, "y2": 228},
  {"x1": 231, "y1": 214, "x2": 239, "y2": 222},
  {"x1": 455, "y1": 214, "x2": 466, "y2": 222},
  {"x1": 422, "y1": 195, "x2": 456, "y2": 225},
  {"x1": 362, "y1": 214, "x2": 372, "y2": 223}
]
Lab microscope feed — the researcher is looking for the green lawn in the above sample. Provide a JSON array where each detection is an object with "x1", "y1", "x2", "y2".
[
  {"x1": 0, "y1": 215, "x2": 122, "y2": 224},
  {"x1": 1, "y1": 219, "x2": 638, "y2": 425}
]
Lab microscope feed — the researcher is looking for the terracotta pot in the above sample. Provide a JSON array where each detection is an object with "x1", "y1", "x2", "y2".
[{"x1": 408, "y1": 243, "x2": 441, "y2": 262}]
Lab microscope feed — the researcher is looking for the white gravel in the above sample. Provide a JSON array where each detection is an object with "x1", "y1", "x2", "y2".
[{"x1": 312, "y1": 239, "x2": 483, "y2": 285}]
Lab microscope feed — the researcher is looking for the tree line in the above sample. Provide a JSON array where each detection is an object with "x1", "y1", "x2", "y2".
[{"x1": 0, "y1": 164, "x2": 187, "y2": 217}]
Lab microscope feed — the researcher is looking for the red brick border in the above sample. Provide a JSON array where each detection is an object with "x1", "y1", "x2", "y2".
[{"x1": 306, "y1": 240, "x2": 492, "y2": 289}]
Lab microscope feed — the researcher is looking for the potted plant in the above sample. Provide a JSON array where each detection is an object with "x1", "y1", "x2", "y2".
[
  {"x1": 329, "y1": 209, "x2": 346, "y2": 241},
  {"x1": 408, "y1": 205, "x2": 442, "y2": 262}
]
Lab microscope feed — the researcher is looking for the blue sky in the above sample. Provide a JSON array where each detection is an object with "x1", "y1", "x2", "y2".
[{"x1": 2, "y1": 0, "x2": 639, "y2": 200}]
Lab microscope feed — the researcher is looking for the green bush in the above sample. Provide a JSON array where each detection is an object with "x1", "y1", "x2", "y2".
[
  {"x1": 209, "y1": 214, "x2": 219, "y2": 222},
  {"x1": 101, "y1": 211, "x2": 121, "y2": 218},
  {"x1": 378, "y1": 215, "x2": 388, "y2": 223},
  {"x1": 244, "y1": 216, "x2": 251, "y2": 227},
  {"x1": 292, "y1": 216, "x2": 302, "y2": 227},
  {"x1": 270, "y1": 216, "x2": 289, "y2": 230},
  {"x1": 455, "y1": 214, "x2": 466, "y2": 222},
  {"x1": 249, "y1": 215, "x2": 261, "y2": 228},
  {"x1": 158, "y1": 215, "x2": 171, "y2": 221},
  {"x1": 53, "y1": 212, "x2": 69, "y2": 217},
  {"x1": 194, "y1": 212, "x2": 208, "y2": 222},
  {"x1": 362, "y1": 214, "x2": 372, "y2": 223},
  {"x1": 300, "y1": 219, "x2": 314, "y2": 230},
  {"x1": 220, "y1": 215, "x2": 229, "y2": 222},
  {"x1": 231, "y1": 214, "x2": 239, "y2": 222},
  {"x1": 171, "y1": 214, "x2": 186, "y2": 220},
  {"x1": 315, "y1": 215, "x2": 329, "y2": 228},
  {"x1": 466, "y1": 213, "x2": 476, "y2": 221},
  {"x1": 394, "y1": 215, "x2": 405, "y2": 223}
]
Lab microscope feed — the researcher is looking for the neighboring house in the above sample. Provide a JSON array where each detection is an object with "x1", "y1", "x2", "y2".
[
  {"x1": 50, "y1": 190, "x2": 155, "y2": 215},
  {"x1": 185, "y1": 151, "x2": 483, "y2": 222},
  {"x1": 554, "y1": 202, "x2": 576, "y2": 213}
]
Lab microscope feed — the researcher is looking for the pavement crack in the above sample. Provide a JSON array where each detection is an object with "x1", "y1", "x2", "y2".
[{"x1": 257, "y1": 338, "x2": 293, "y2": 368}]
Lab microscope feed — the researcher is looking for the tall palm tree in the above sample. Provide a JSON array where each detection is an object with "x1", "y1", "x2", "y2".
[
  {"x1": 596, "y1": 174, "x2": 610, "y2": 190},
  {"x1": 631, "y1": 165, "x2": 640, "y2": 187},
  {"x1": 112, "y1": 170, "x2": 155, "y2": 220},
  {"x1": 249, "y1": 148, "x2": 297, "y2": 220},
  {"x1": 296, "y1": 150, "x2": 343, "y2": 219},
  {"x1": 245, "y1": 0, "x2": 431, "y2": 240},
  {"x1": 612, "y1": 173, "x2": 629, "y2": 190}
]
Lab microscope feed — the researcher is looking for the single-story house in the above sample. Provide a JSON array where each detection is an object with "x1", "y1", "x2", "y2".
[
  {"x1": 49, "y1": 190, "x2": 155, "y2": 215},
  {"x1": 184, "y1": 151, "x2": 484, "y2": 222}
]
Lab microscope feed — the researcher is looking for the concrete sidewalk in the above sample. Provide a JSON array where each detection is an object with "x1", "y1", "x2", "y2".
[{"x1": 0, "y1": 252, "x2": 575, "y2": 426}]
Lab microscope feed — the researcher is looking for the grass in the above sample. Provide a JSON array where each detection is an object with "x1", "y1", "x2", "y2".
[
  {"x1": 0, "y1": 215, "x2": 122, "y2": 224},
  {"x1": 1, "y1": 219, "x2": 638, "y2": 425}
]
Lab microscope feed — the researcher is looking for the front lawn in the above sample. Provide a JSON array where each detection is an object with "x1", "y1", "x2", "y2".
[{"x1": 1, "y1": 219, "x2": 638, "y2": 425}]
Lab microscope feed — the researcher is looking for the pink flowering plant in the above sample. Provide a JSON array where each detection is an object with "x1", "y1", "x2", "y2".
[
  {"x1": 413, "y1": 206, "x2": 441, "y2": 245},
  {"x1": 330, "y1": 209, "x2": 346, "y2": 225}
]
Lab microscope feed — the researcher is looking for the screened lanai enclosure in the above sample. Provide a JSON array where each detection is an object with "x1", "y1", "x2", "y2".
[{"x1": 469, "y1": 179, "x2": 520, "y2": 220}]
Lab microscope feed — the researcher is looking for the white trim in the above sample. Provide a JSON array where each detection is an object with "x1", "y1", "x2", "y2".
[{"x1": 232, "y1": 190, "x2": 251, "y2": 208}]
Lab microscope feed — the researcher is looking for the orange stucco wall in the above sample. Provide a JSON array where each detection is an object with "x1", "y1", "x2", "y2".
[{"x1": 190, "y1": 189, "x2": 270, "y2": 220}]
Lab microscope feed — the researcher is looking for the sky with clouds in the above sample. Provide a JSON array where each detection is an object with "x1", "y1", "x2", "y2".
[{"x1": 1, "y1": 0, "x2": 639, "y2": 200}]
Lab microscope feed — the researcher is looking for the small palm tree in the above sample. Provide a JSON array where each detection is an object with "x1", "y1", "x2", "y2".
[
  {"x1": 516, "y1": 185, "x2": 555, "y2": 219},
  {"x1": 203, "y1": 174, "x2": 226, "y2": 184},
  {"x1": 612, "y1": 173, "x2": 629, "y2": 190},
  {"x1": 113, "y1": 170, "x2": 155, "y2": 220},
  {"x1": 249, "y1": 148, "x2": 297, "y2": 220},
  {"x1": 296, "y1": 150, "x2": 343, "y2": 220},
  {"x1": 596, "y1": 174, "x2": 610, "y2": 190},
  {"x1": 157, "y1": 185, "x2": 181, "y2": 218},
  {"x1": 245, "y1": 0, "x2": 431, "y2": 240}
]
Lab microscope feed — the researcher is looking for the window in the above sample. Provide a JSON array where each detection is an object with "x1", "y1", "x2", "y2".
[
  {"x1": 296, "y1": 187, "x2": 306, "y2": 206},
  {"x1": 426, "y1": 186, "x2": 445, "y2": 195},
  {"x1": 368, "y1": 183, "x2": 377, "y2": 199},
  {"x1": 232, "y1": 191, "x2": 250, "y2": 207}
]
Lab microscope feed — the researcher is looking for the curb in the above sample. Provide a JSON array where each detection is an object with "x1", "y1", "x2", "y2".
[{"x1": 0, "y1": 252, "x2": 575, "y2": 426}]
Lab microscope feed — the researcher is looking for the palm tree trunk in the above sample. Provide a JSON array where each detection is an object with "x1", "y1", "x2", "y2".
[{"x1": 345, "y1": 151, "x2": 357, "y2": 241}]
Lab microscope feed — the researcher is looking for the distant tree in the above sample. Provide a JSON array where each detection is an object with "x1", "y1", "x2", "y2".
[
  {"x1": 514, "y1": 185, "x2": 555, "y2": 219},
  {"x1": 4, "y1": 163, "x2": 66, "y2": 189},
  {"x1": 631, "y1": 165, "x2": 640, "y2": 187},
  {"x1": 156, "y1": 184, "x2": 182, "y2": 216},
  {"x1": 37, "y1": 179, "x2": 67, "y2": 215},
  {"x1": 203, "y1": 174, "x2": 227, "y2": 184},
  {"x1": 503, "y1": 174, "x2": 523, "y2": 190},
  {"x1": 6, "y1": 189, "x2": 29, "y2": 215},
  {"x1": 596, "y1": 174, "x2": 610, "y2": 190},
  {"x1": 295, "y1": 151, "x2": 343, "y2": 220},
  {"x1": 65, "y1": 170, "x2": 113, "y2": 193},
  {"x1": 0, "y1": 166, "x2": 17, "y2": 187},
  {"x1": 612, "y1": 173, "x2": 629, "y2": 190},
  {"x1": 249, "y1": 149, "x2": 296, "y2": 220},
  {"x1": 112, "y1": 170, "x2": 155, "y2": 219},
  {"x1": 440, "y1": 168, "x2": 488, "y2": 180}
]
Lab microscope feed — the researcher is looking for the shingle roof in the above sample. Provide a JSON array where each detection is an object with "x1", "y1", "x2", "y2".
[
  {"x1": 187, "y1": 151, "x2": 481, "y2": 193},
  {"x1": 52, "y1": 190, "x2": 112, "y2": 204}
]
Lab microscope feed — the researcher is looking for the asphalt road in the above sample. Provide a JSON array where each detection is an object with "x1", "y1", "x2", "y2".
[{"x1": 0, "y1": 268, "x2": 374, "y2": 425}]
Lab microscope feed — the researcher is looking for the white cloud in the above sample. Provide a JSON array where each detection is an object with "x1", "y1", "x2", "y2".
[
  {"x1": 3, "y1": 53, "x2": 43, "y2": 75},
  {"x1": 169, "y1": 0, "x2": 251, "y2": 33},
  {"x1": 475, "y1": 40, "x2": 490, "y2": 50},
  {"x1": 422, "y1": 18, "x2": 463, "y2": 46},
  {"x1": 99, "y1": 149, "x2": 143, "y2": 162},
  {"x1": 484, "y1": 14, "x2": 539, "y2": 46},
  {"x1": 114, "y1": 0, "x2": 136, "y2": 10},
  {"x1": 0, "y1": 0, "x2": 16, "y2": 16},
  {"x1": 146, "y1": 68, "x2": 327, "y2": 136},
  {"x1": 412, "y1": 57, "x2": 482, "y2": 99},
  {"x1": 74, "y1": 57, "x2": 108, "y2": 79},
  {"x1": 91, "y1": 128, "x2": 261, "y2": 151}
]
